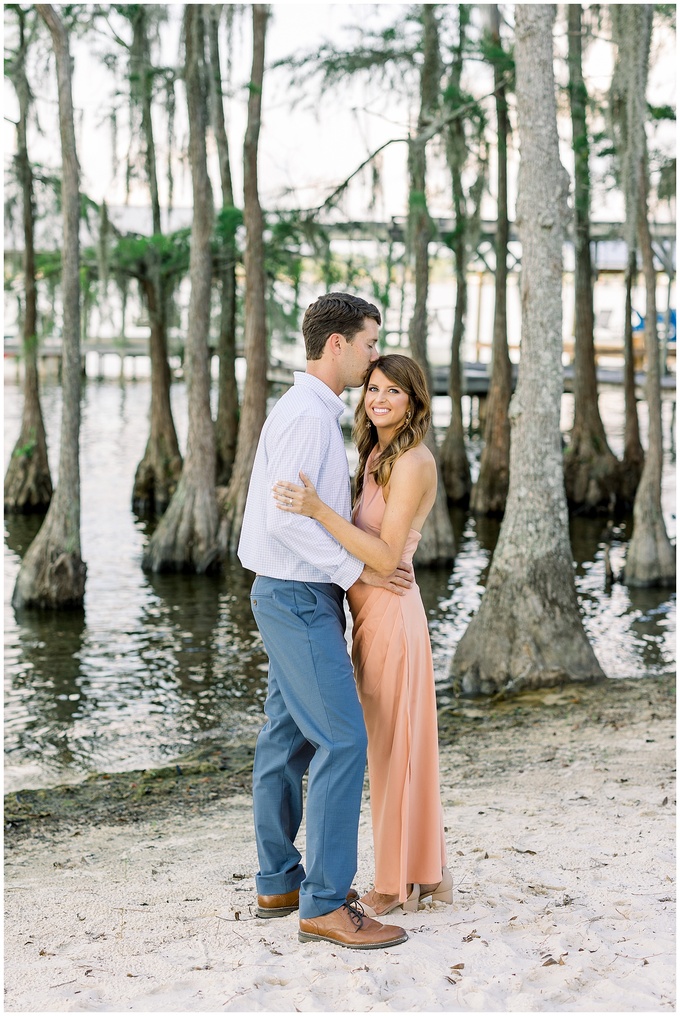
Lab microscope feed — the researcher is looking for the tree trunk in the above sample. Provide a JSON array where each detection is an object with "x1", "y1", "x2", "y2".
[
  {"x1": 13, "y1": 3, "x2": 86, "y2": 609},
  {"x1": 407, "y1": 142, "x2": 434, "y2": 393},
  {"x1": 5, "y1": 7, "x2": 53, "y2": 514},
  {"x1": 440, "y1": 249, "x2": 471, "y2": 503},
  {"x1": 407, "y1": 5, "x2": 437, "y2": 394},
  {"x1": 611, "y1": 5, "x2": 647, "y2": 511},
  {"x1": 440, "y1": 6, "x2": 472, "y2": 506},
  {"x1": 620, "y1": 247, "x2": 645, "y2": 502},
  {"x1": 219, "y1": 4, "x2": 269, "y2": 555},
  {"x1": 132, "y1": 275, "x2": 182, "y2": 513},
  {"x1": 207, "y1": 5, "x2": 240, "y2": 487},
  {"x1": 562, "y1": 4, "x2": 620, "y2": 513},
  {"x1": 450, "y1": 4, "x2": 603, "y2": 696},
  {"x1": 624, "y1": 155, "x2": 675, "y2": 586},
  {"x1": 142, "y1": 5, "x2": 220, "y2": 574},
  {"x1": 129, "y1": 5, "x2": 182, "y2": 514},
  {"x1": 470, "y1": 3, "x2": 511, "y2": 515},
  {"x1": 611, "y1": 5, "x2": 674, "y2": 587},
  {"x1": 408, "y1": 4, "x2": 456, "y2": 566}
]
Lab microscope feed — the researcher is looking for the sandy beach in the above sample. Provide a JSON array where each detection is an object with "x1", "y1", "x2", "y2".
[{"x1": 4, "y1": 675, "x2": 675, "y2": 1013}]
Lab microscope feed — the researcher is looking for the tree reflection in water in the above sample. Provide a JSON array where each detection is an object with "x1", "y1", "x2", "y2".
[
  {"x1": 6, "y1": 513, "x2": 87, "y2": 780},
  {"x1": 3, "y1": 381, "x2": 675, "y2": 790}
]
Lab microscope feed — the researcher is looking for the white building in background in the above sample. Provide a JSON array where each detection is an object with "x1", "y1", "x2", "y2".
[{"x1": 4, "y1": 197, "x2": 675, "y2": 384}]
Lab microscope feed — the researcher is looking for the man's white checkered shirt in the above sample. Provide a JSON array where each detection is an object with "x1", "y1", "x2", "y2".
[{"x1": 237, "y1": 372, "x2": 364, "y2": 590}]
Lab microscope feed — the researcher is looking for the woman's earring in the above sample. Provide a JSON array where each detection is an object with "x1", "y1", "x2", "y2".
[{"x1": 405, "y1": 410, "x2": 412, "y2": 423}]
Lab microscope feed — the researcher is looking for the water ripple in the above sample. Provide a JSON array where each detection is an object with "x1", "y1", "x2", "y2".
[{"x1": 4, "y1": 379, "x2": 675, "y2": 791}]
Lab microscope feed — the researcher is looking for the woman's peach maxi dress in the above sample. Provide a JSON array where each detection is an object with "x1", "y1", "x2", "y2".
[{"x1": 347, "y1": 453, "x2": 447, "y2": 901}]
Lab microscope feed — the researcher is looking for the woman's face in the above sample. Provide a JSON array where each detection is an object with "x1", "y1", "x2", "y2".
[{"x1": 364, "y1": 368, "x2": 411, "y2": 438}]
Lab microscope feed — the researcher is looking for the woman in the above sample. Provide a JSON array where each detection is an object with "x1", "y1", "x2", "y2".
[{"x1": 273, "y1": 354, "x2": 452, "y2": 917}]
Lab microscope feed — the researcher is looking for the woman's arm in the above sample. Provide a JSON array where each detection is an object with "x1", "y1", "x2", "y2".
[{"x1": 273, "y1": 451, "x2": 434, "y2": 577}]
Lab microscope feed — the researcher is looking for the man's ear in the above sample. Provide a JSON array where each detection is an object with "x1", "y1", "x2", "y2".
[{"x1": 326, "y1": 332, "x2": 345, "y2": 357}]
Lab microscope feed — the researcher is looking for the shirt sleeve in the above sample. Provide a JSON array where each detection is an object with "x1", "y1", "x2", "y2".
[{"x1": 264, "y1": 414, "x2": 364, "y2": 590}]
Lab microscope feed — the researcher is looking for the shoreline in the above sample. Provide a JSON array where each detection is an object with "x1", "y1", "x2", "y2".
[
  {"x1": 4, "y1": 674, "x2": 675, "y2": 838},
  {"x1": 4, "y1": 674, "x2": 676, "y2": 1012}
]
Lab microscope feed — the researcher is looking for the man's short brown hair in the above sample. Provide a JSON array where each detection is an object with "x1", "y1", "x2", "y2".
[{"x1": 302, "y1": 293, "x2": 381, "y2": 361}]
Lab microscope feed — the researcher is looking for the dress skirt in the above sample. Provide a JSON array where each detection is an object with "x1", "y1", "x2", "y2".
[{"x1": 347, "y1": 463, "x2": 446, "y2": 901}]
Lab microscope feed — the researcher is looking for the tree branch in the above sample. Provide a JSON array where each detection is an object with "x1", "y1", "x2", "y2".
[
  {"x1": 310, "y1": 76, "x2": 510, "y2": 215},
  {"x1": 102, "y1": 13, "x2": 131, "y2": 51}
]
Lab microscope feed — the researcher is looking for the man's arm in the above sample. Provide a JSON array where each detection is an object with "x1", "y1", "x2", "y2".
[{"x1": 264, "y1": 415, "x2": 364, "y2": 590}]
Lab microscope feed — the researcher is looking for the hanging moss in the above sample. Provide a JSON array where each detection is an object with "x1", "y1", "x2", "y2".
[
  {"x1": 109, "y1": 107, "x2": 118, "y2": 181},
  {"x1": 408, "y1": 188, "x2": 428, "y2": 214},
  {"x1": 114, "y1": 269, "x2": 128, "y2": 339},
  {"x1": 165, "y1": 72, "x2": 176, "y2": 215},
  {"x1": 97, "y1": 200, "x2": 110, "y2": 288}
]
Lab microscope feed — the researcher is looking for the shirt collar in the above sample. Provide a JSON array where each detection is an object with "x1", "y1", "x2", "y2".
[{"x1": 294, "y1": 371, "x2": 346, "y2": 420}]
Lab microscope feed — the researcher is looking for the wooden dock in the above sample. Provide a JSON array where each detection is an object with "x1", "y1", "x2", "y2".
[
  {"x1": 429, "y1": 362, "x2": 676, "y2": 400},
  {"x1": 5, "y1": 337, "x2": 675, "y2": 401}
]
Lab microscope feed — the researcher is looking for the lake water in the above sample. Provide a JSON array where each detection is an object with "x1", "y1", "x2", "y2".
[{"x1": 3, "y1": 377, "x2": 676, "y2": 792}]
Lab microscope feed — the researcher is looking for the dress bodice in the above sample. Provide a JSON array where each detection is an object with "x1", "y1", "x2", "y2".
[{"x1": 353, "y1": 453, "x2": 422, "y2": 565}]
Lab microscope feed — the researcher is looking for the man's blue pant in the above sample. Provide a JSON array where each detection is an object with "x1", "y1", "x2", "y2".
[{"x1": 250, "y1": 577, "x2": 368, "y2": 919}]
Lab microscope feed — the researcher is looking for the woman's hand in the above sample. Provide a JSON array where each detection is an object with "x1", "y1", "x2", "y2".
[{"x1": 272, "y1": 471, "x2": 323, "y2": 519}]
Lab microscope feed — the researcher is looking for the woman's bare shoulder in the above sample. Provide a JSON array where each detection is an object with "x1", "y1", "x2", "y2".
[
  {"x1": 392, "y1": 443, "x2": 436, "y2": 481},
  {"x1": 397, "y1": 442, "x2": 435, "y2": 466}
]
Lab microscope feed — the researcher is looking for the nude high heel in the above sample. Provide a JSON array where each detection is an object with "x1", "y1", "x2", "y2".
[
  {"x1": 419, "y1": 866, "x2": 453, "y2": 905},
  {"x1": 401, "y1": 883, "x2": 421, "y2": 913},
  {"x1": 360, "y1": 883, "x2": 420, "y2": 918}
]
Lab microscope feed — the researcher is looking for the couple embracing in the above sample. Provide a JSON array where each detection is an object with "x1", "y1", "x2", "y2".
[{"x1": 238, "y1": 293, "x2": 451, "y2": 950}]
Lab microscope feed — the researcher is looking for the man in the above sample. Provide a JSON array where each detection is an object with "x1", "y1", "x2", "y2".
[{"x1": 238, "y1": 293, "x2": 411, "y2": 949}]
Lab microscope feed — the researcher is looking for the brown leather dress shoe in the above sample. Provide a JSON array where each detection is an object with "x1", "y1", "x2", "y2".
[
  {"x1": 299, "y1": 901, "x2": 408, "y2": 949},
  {"x1": 257, "y1": 888, "x2": 300, "y2": 919},
  {"x1": 257, "y1": 887, "x2": 360, "y2": 919}
]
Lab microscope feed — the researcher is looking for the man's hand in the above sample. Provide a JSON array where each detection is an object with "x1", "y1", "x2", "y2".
[{"x1": 359, "y1": 561, "x2": 414, "y2": 596}]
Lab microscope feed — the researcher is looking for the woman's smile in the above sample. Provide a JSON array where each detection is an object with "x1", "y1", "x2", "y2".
[{"x1": 365, "y1": 368, "x2": 410, "y2": 434}]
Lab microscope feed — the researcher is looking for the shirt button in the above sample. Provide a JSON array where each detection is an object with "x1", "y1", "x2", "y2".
[{"x1": 252, "y1": 599, "x2": 257, "y2": 606}]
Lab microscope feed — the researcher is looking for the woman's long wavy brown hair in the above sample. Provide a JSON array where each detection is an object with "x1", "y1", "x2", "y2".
[{"x1": 353, "y1": 354, "x2": 431, "y2": 507}]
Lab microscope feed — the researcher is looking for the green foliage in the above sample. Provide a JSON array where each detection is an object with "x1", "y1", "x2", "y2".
[
  {"x1": 215, "y1": 205, "x2": 243, "y2": 243},
  {"x1": 34, "y1": 250, "x2": 62, "y2": 281},
  {"x1": 591, "y1": 127, "x2": 616, "y2": 160},
  {"x1": 265, "y1": 213, "x2": 306, "y2": 281},
  {"x1": 440, "y1": 225, "x2": 465, "y2": 250},
  {"x1": 648, "y1": 104, "x2": 676, "y2": 121},
  {"x1": 442, "y1": 79, "x2": 487, "y2": 130},
  {"x1": 261, "y1": 212, "x2": 314, "y2": 345},
  {"x1": 22, "y1": 331, "x2": 39, "y2": 356},
  {"x1": 12, "y1": 433, "x2": 37, "y2": 460},
  {"x1": 478, "y1": 35, "x2": 515, "y2": 90},
  {"x1": 54, "y1": 5, "x2": 92, "y2": 36},
  {"x1": 213, "y1": 206, "x2": 243, "y2": 275},
  {"x1": 320, "y1": 249, "x2": 345, "y2": 290},
  {"x1": 109, "y1": 229, "x2": 191, "y2": 279},
  {"x1": 266, "y1": 288, "x2": 300, "y2": 348},
  {"x1": 408, "y1": 190, "x2": 429, "y2": 216},
  {"x1": 654, "y1": 4, "x2": 676, "y2": 29},
  {"x1": 79, "y1": 264, "x2": 93, "y2": 290},
  {"x1": 407, "y1": 186, "x2": 438, "y2": 252},
  {"x1": 272, "y1": 10, "x2": 418, "y2": 95}
]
